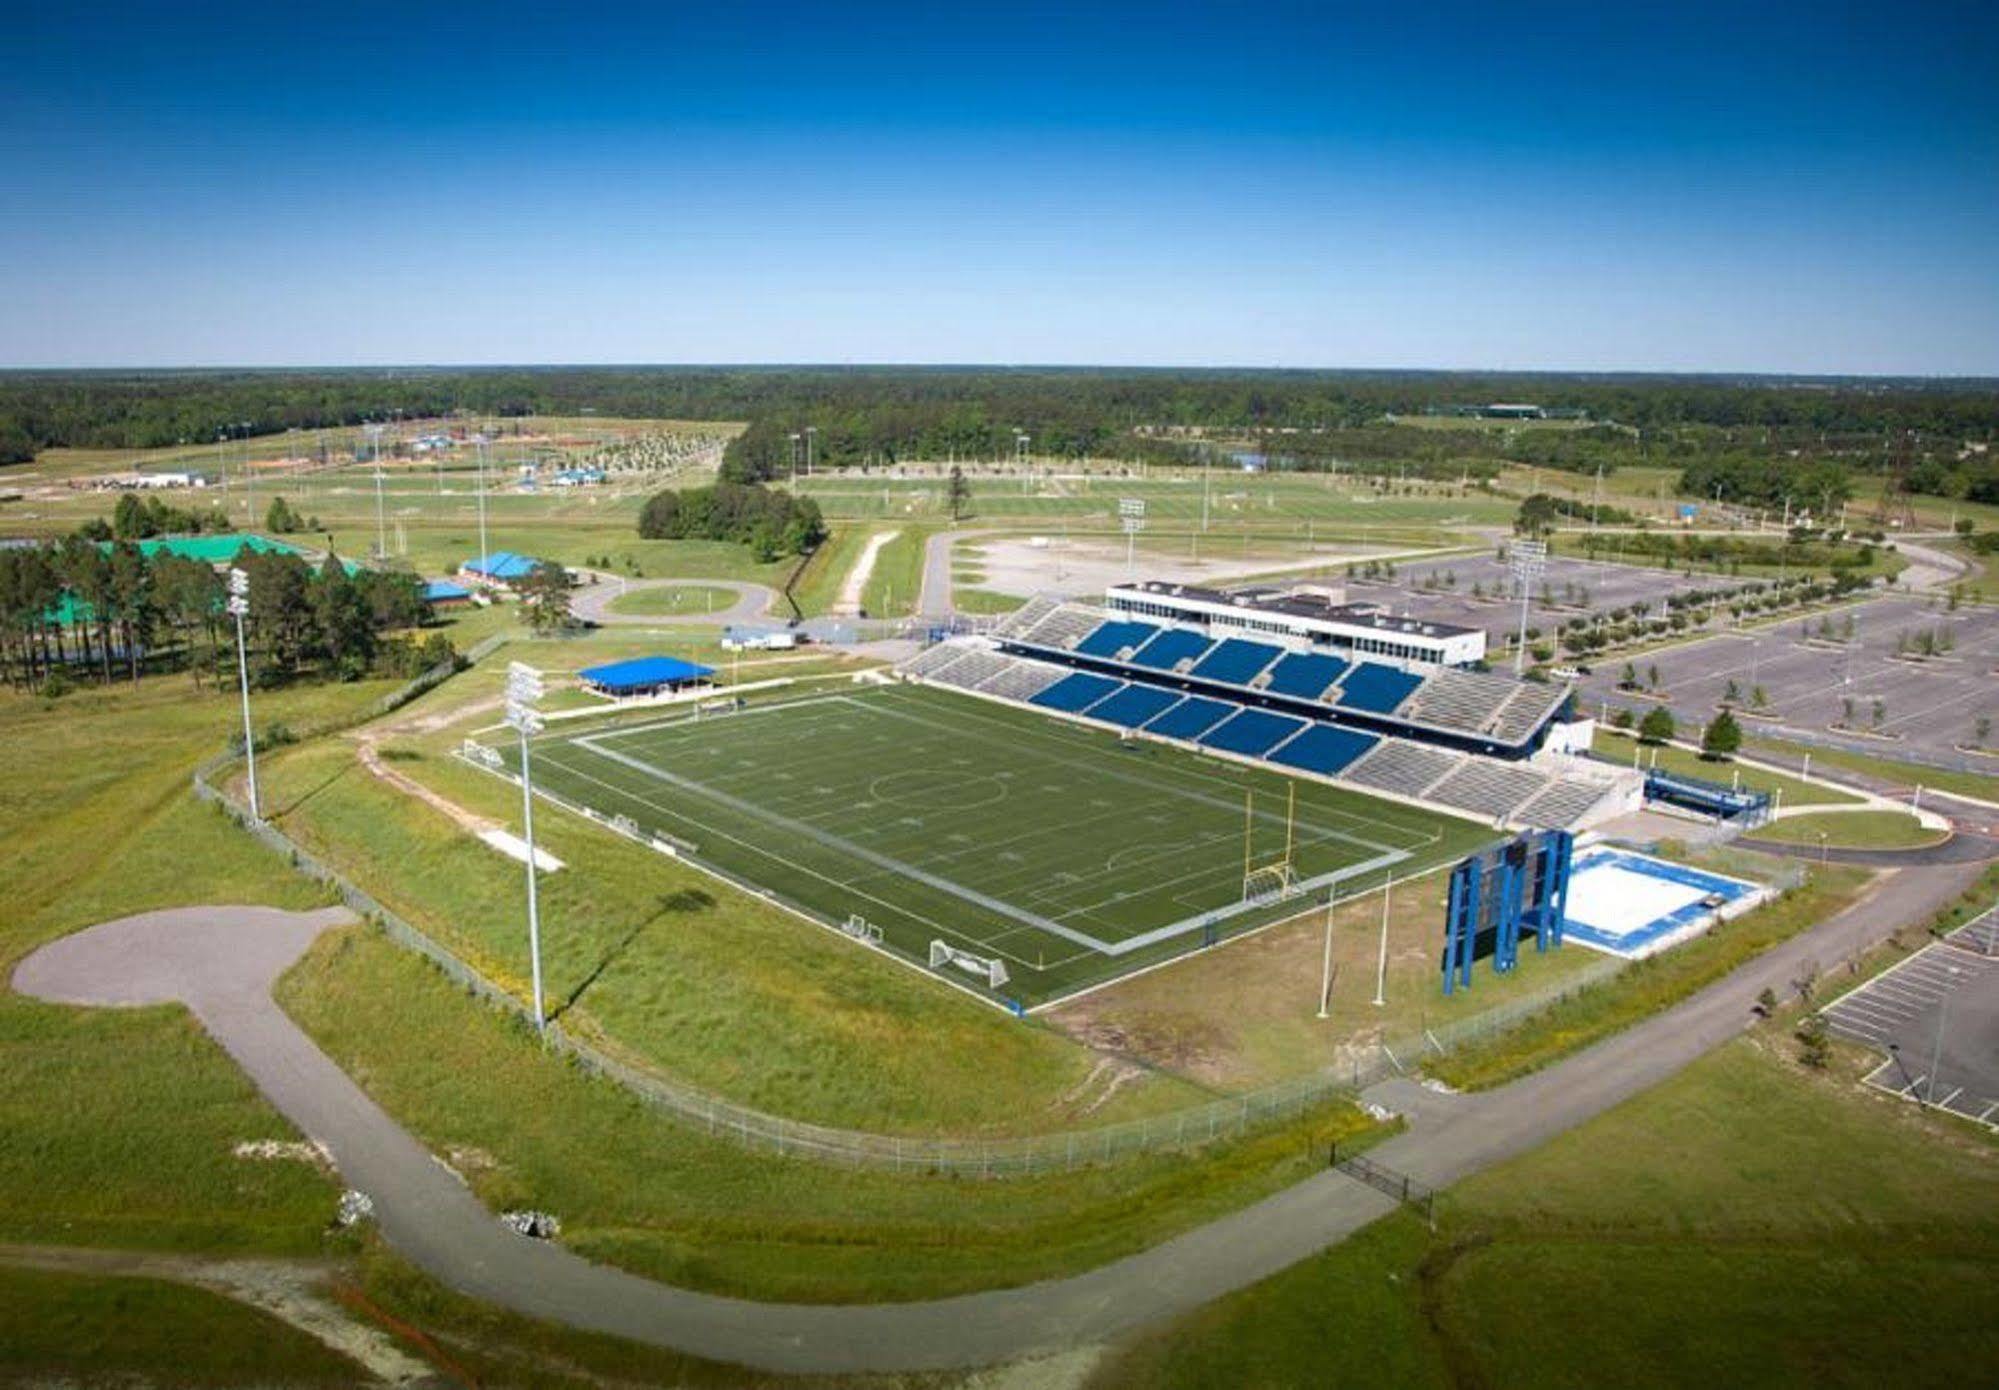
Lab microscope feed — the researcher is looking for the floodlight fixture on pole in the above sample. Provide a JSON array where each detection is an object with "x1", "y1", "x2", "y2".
[
  {"x1": 505, "y1": 662, "x2": 549, "y2": 1034},
  {"x1": 1509, "y1": 538, "x2": 1547, "y2": 676},
  {"x1": 474, "y1": 433, "x2": 491, "y2": 569},
  {"x1": 227, "y1": 567, "x2": 260, "y2": 821},
  {"x1": 805, "y1": 426, "x2": 817, "y2": 476},
  {"x1": 1119, "y1": 497, "x2": 1146, "y2": 577}
]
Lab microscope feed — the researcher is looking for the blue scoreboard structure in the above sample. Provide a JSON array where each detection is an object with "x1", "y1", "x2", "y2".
[{"x1": 1441, "y1": 829, "x2": 1574, "y2": 995}]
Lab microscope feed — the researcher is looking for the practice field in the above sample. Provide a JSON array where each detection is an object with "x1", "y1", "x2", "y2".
[{"x1": 484, "y1": 684, "x2": 1489, "y2": 1007}]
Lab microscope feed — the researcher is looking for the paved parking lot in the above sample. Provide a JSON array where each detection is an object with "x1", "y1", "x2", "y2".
[
  {"x1": 1355, "y1": 552, "x2": 1728, "y2": 639},
  {"x1": 1821, "y1": 914, "x2": 1999, "y2": 1130},
  {"x1": 1574, "y1": 594, "x2": 1999, "y2": 765}
]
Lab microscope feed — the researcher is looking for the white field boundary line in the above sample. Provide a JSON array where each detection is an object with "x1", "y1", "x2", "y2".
[
  {"x1": 576, "y1": 707, "x2": 1414, "y2": 960},
  {"x1": 452, "y1": 748, "x2": 1026, "y2": 1015}
]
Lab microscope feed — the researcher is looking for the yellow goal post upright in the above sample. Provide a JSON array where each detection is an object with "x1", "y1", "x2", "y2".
[{"x1": 1241, "y1": 782, "x2": 1301, "y2": 904}]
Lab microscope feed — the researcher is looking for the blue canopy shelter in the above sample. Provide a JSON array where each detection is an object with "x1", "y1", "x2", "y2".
[{"x1": 577, "y1": 655, "x2": 716, "y2": 699}]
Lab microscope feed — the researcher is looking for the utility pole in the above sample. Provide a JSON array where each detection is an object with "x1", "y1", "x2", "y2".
[
  {"x1": 505, "y1": 662, "x2": 548, "y2": 1033},
  {"x1": 227, "y1": 567, "x2": 259, "y2": 820},
  {"x1": 475, "y1": 433, "x2": 491, "y2": 569},
  {"x1": 1372, "y1": 873, "x2": 1392, "y2": 1007}
]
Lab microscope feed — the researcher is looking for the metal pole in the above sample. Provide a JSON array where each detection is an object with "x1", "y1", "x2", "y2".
[
  {"x1": 476, "y1": 436, "x2": 490, "y2": 567},
  {"x1": 233, "y1": 609, "x2": 259, "y2": 820},
  {"x1": 518, "y1": 721, "x2": 545, "y2": 1032},
  {"x1": 1317, "y1": 886, "x2": 1336, "y2": 1019},
  {"x1": 1927, "y1": 976, "x2": 1955, "y2": 1104},
  {"x1": 1373, "y1": 873, "x2": 1392, "y2": 1007}
]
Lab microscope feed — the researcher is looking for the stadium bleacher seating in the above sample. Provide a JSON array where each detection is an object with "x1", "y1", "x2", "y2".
[
  {"x1": 1087, "y1": 684, "x2": 1184, "y2": 729},
  {"x1": 1425, "y1": 760, "x2": 1551, "y2": 820},
  {"x1": 1399, "y1": 668, "x2": 1518, "y2": 734},
  {"x1": 1341, "y1": 739, "x2": 1465, "y2": 800},
  {"x1": 992, "y1": 594, "x2": 1059, "y2": 638},
  {"x1": 1489, "y1": 683, "x2": 1570, "y2": 744},
  {"x1": 1144, "y1": 696, "x2": 1238, "y2": 741},
  {"x1": 974, "y1": 657, "x2": 1065, "y2": 704},
  {"x1": 1074, "y1": 618, "x2": 1159, "y2": 659},
  {"x1": 1335, "y1": 662, "x2": 1424, "y2": 714},
  {"x1": 1127, "y1": 628, "x2": 1213, "y2": 671},
  {"x1": 1268, "y1": 723, "x2": 1378, "y2": 776},
  {"x1": 926, "y1": 647, "x2": 1015, "y2": 693},
  {"x1": 1515, "y1": 777, "x2": 1612, "y2": 829},
  {"x1": 1261, "y1": 651, "x2": 1349, "y2": 699},
  {"x1": 1031, "y1": 671, "x2": 1124, "y2": 713},
  {"x1": 1018, "y1": 603, "x2": 1105, "y2": 650},
  {"x1": 1199, "y1": 708, "x2": 1307, "y2": 758},
  {"x1": 1188, "y1": 637, "x2": 1284, "y2": 686},
  {"x1": 902, "y1": 642, "x2": 971, "y2": 680}
]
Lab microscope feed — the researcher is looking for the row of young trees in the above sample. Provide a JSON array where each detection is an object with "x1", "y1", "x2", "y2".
[
  {"x1": 0, "y1": 539, "x2": 437, "y2": 692},
  {"x1": 636, "y1": 481, "x2": 826, "y2": 560}
]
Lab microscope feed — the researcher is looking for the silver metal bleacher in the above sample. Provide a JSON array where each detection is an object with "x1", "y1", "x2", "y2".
[
  {"x1": 1340, "y1": 739, "x2": 1465, "y2": 800},
  {"x1": 900, "y1": 642, "x2": 973, "y2": 680},
  {"x1": 1018, "y1": 603, "x2": 1105, "y2": 651},
  {"x1": 1515, "y1": 776, "x2": 1617, "y2": 829},
  {"x1": 1424, "y1": 760, "x2": 1553, "y2": 820},
  {"x1": 973, "y1": 656, "x2": 1066, "y2": 704}
]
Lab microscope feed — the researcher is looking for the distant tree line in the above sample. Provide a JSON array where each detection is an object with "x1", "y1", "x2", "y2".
[
  {"x1": 0, "y1": 538, "x2": 440, "y2": 692},
  {"x1": 636, "y1": 481, "x2": 825, "y2": 561},
  {"x1": 4, "y1": 367, "x2": 1993, "y2": 468}
]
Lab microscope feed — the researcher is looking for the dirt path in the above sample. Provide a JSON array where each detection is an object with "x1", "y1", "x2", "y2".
[
  {"x1": 0, "y1": 1243, "x2": 435, "y2": 1384},
  {"x1": 837, "y1": 528, "x2": 902, "y2": 615}
]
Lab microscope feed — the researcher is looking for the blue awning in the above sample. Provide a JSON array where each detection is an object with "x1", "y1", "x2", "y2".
[{"x1": 577, "y1": 655, "x2": 716, "y2": 693}]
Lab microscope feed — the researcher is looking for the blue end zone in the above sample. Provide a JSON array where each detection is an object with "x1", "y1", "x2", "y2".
[
  {"x1": 1336, "y1": 662, "x2": 1424, "y2": 713},
  {"x1": 1267, "y1": 723, "x2": 1379, "y2": 775},
  {"x1": 1089, "y1": 684, "x2": 1183, "y2": 729},
  {"x1": 1144, "y1": 695, "x2": 1239, "y2": 740},
  {"x1": 1199, "y1": 708, "x2": 1307, "y2": 757},
  {"x1": 1031, "y1": 672, "x2": 1125, "y2": 713},
  {"x1": 1127, "y1": 628, "x2": 1213, "y2": 670}
]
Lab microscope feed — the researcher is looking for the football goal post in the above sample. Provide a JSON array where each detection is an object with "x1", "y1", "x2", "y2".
[
  {"x1": 1243, "y1": 862, "x2": 1300, "y2": 904},
  {"x1": 1241, "y1": 783, "x2": 1300, "y2": 904}
]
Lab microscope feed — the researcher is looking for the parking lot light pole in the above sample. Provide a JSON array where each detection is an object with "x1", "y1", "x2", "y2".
[
  {"x1": 227, "y1": 567, "x2": 259, "y2": 821},
  {"x1": 505, "y1": 662, "x2": 548, "y2": 1033},
  {"x1": 1927, "y1": 966, "x2": 1961, "y2": 1105}
]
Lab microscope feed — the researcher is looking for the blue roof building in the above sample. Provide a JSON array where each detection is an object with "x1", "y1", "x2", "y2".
[
  {"x1": 460, "y1": 551, "x2": 541, "y2": 584},
  {"x1": 577, "y1": 655, "x2": 717, "y2": 698},
  {"x1": 423, "y1": 579, "x2": 473, "y2": 604}
]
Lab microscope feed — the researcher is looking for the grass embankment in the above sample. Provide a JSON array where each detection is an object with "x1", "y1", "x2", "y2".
[
  {"x1": 604, "y1": 583, "x2": 741, "y2": 618},
  {"x1": 1756, "y1": 810, "x2": 1949, "y2": 850},
  {"x1": 1750, "y1": 734, "x2": 1999, "y2": 805},
  {"x1": 1593, "y1": 729, "x2": 1862, "y2": 807},
  {"x1": 1093, "y1": 1036, "x2": 1999, "y2": 1389},
  {"x1": 258, "y1": 727, "x2": 1207, "y2": 1135},
  {"x1": 279, "y1": 925, "x2": 1379, "y2": 1304},
  {"x1": 0, "y1": 676, "x2": 404, "y2": 1254},
  {"x1": 1047, "y1": 864, "x2": 1607, "y2": 1092},
  {"x1": 951, "y1": 587, "x2": 1027, "y2": 614},
  {"x1": 1427, "y1": 863, "x2": 1872, "y2": 1090},
  {"x1": 0, "y1": 1267, "x2": 365, "y2": 1387}
]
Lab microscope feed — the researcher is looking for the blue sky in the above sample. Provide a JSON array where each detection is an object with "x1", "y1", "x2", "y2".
[{"x1": 4, "y1": 2, "x2": 1995, "y2": 372}]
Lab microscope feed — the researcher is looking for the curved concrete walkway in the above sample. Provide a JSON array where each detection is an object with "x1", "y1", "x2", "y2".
[
  {"x1": 12, "y1": 860, "x2": 1990, "y2": 1374},
  {"x1": 569, "y1": 571, "x2": 775, "y2": 627}
]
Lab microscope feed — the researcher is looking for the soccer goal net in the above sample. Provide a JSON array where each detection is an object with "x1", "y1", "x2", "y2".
[
  {"x1": 929, "y1": 939, "x2": 1010, "y2": 990},
  {"x1": 841, "y1": 913, "x2": 884, "y2": 945},
  {"x1": 1242, "y1": 862, "x2": 1299, "y2": 905}
]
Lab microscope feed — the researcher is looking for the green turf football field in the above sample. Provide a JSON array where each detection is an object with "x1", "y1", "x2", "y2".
[{"x1": 495, "y1": 684, "x2": 1491, "y2": 1006}]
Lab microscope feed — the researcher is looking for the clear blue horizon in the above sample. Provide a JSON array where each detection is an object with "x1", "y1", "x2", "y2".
[{"x1": 5, "y1": 2, "x2": 1996, "y2": 374}]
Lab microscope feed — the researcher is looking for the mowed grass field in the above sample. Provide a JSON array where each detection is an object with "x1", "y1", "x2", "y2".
[{"x1": 495, "y1": 684, "x2": 1489, "y2": 1005}]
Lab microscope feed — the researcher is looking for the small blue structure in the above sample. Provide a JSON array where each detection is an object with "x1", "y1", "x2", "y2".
[
  {"x1": 1643, "y1": 768, "x2": 1772, "y2": 827},
  {"x1": 460, "y1": 551, "x2": 543, "y2": 586},
  {"x1": 578, "y1": 655, "x2": 716, "y2": 698},
  {"x1": 1441, "y1": 830, "x2": 1573, "y2": 995},
  {"x1": 423, "y1": 579, "x2": 472, "y2": 605}
]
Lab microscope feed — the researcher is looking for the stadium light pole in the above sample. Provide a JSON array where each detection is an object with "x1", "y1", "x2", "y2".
[
  {"x1": 1927, "y1": 965, "x2": 1961, "y2": 1105},
  {"x1": 475, "y1": 433, "x2": 491, "y2": 570},
  {"x1": 505, "y1": 662, "x2": 548, "y2": 1034},
  {"x1": 227, "y1": 567, "x2": 260, "y2": 821},
  {"x1": 1316, "y1": 886, "x2": 1336, "y2": 1019},
  {"x1": 1510, "y1": 538, "x2": 1547, "y2": 676},
  {"x1": 1372, "y1": 872, "x2": 1392, "y2": 1008}
]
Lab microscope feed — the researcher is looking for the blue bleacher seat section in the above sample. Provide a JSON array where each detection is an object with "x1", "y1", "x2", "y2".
[
  {"x1": 1031, "y1": 672, "x2": 1124, "y2": 713},
  {"x1": 1089, "y1": 684, "x2": 1183, "y2": 729},
  {"x1": 1144, "y1": 695, "x2": 1238, "y2": 740},
  {"x1": 1127, "y1": 628, "x2": 1213, "y2": 670},
  {"x1": 1073, "y1": 619, "x2": 1158, "y2": 658},
  {"x1": 1268, "y1": 723, "x2": 1379, "y2": 776},
  {"x1": 1263, "y1": 652, "x2": 1349, "y2": 699},
  {"x1": 1198, "y1": 708, "x2": 1307, "y2": 758},
  {"x1": 1336, "y1": 662, "x2": 1424, "y2": 714},
  {"x1": 1188, "y1": 637, "x2": 1283, "y2": 686}
]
